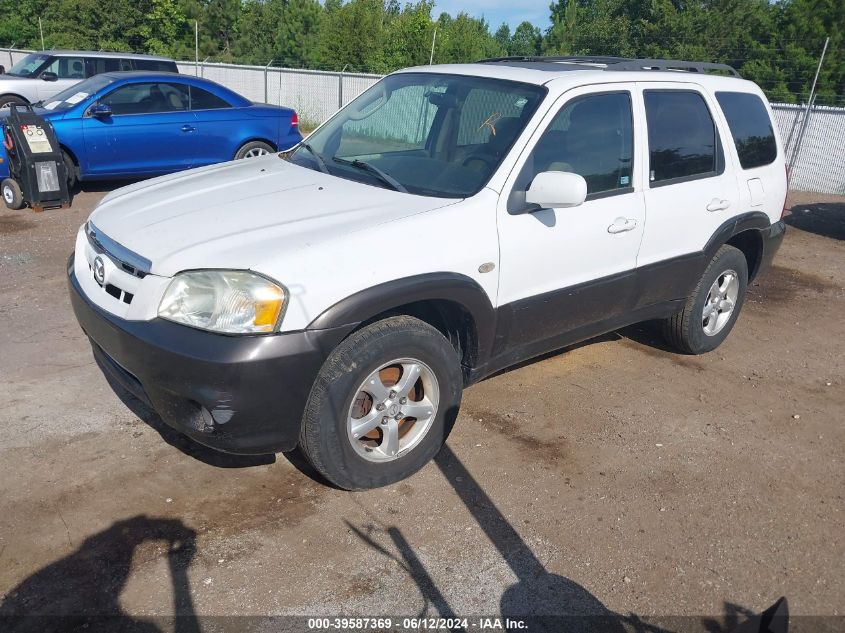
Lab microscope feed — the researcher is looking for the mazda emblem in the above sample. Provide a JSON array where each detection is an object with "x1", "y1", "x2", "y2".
[{"x1": 93, "y1": 256, "x2": 105, "y2": 285}]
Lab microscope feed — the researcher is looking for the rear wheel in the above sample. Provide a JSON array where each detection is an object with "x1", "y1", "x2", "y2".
[
  {"x1": 0, "y1": 95, "x2": 27, "y2": 110},
  {"x1": 2, "y1": 178, "x2": 24, "y2": 210},
  {"x1": 235, "y1": 141, "x2": 274, "y2": 160},
  {"x1": 299, "y1": 316, "x2": 462, "y2": 490},
  {"x1": 661, "y1": 244, "x2": 748, "y2": 354}
]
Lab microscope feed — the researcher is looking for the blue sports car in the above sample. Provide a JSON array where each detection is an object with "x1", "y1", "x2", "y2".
[{"x1": 0, "y1": 72, "x2": 302, "y2": 185}]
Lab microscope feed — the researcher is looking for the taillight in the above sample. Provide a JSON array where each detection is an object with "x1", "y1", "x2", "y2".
[{"x1": 291, "y1": 112, "x2": 299, "y2": 127}]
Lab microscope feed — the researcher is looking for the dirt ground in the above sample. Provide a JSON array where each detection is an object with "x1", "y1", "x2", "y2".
[{"x1": 0, "y1": 187, "x2": 842, "y2": 632}]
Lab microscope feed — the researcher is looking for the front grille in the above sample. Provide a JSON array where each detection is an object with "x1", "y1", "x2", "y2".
[
  {"x1": 84, "y1": 222, "x2": 149, "y2": 307},
  {"x1": 88, "y1": 263, "x2": 136, "y2": 305}
]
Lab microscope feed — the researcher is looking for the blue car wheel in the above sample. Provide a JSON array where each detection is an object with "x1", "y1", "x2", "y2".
[{"x1": 235, "y1": 141, "x2": 275, "y2": 160}]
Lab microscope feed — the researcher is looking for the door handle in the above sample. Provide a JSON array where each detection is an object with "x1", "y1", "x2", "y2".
[
  {"x1": 706, "y1": 198, "x2": 731, "y2": 212},
  {"x1": 181, "y1": 125, "x2": 196, "y2": 133},
  {"x1": 607, "y1": 217, "x2": 638, "y2": 234}
]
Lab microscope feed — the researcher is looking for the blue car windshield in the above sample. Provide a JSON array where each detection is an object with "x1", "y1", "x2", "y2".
[
  {"x1": 40, "y1": 75, "x2": 117, "y2": 112},
  {"x1": 289, "y1": 72, "x2": 547, "y2": 198},
  {"x1": 6, "y1": 53, "x2": 51, "y2": 77}
]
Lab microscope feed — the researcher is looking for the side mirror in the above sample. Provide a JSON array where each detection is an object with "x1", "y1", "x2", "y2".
[
  {"x1": 40, "y1": 71, "x2": 58, "y2": 82},
  {"x1": 89, "y1": 103, "x2": 112, "y2": 118},
  {"x1": 525, "y1": 171, "x2": 587, "y2": 209}
]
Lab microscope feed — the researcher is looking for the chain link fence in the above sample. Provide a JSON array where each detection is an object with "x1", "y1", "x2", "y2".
[{"x1": 4, "y1": 48, "x2": 844, "y2": 194}]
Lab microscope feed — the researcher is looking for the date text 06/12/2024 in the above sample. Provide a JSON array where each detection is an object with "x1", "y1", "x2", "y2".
[{"x1": 307, "y1": 617, "x2": 528, "y2": 630}]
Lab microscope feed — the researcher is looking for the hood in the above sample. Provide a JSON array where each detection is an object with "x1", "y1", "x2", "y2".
[
  {"x1": 0, "y1": 107, "x2": 61, "y2": 122},
  {"x1": 89, "y1": 157, "x2": 455, "y2": 277}
]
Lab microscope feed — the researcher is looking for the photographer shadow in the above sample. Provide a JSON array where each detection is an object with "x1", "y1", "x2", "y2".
[{"x1": 0, "y1": 515, "x2": 200, "y2": 633}]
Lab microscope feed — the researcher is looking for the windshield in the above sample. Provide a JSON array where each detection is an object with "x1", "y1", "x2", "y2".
[
  {"x1": 39, "y1": 75, "x2": 116, "y2": 112},
  {"x1": 7, "y1": 53, "x2": 51, "y2": 78},
  {"x1": 289, "y1": 72, "x2": 547, "y2": 198}
]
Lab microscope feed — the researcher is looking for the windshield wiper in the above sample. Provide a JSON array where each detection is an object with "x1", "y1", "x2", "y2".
[
  {"x1": 332, "y1": 157, "x2": 408, "y2": 193},
  {"x1": 298, "y1": 143, "x2": 329, "y2": 174}
]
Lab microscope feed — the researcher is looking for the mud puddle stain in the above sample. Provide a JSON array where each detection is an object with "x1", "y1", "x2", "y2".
[
  {"x1": 0, "y1": 216, "x2": 36, "y2": 235},
  {"x1": 749, "y1": 265, "x2": 841, "y2": 305},
  {"x1": 463, "y1": 409, "x2": 569, "y2": 464}
]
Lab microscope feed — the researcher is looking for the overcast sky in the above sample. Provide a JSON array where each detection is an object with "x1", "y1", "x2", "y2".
[{"x1": 433, "y1": 0, "x2": 552, "y2": 31}]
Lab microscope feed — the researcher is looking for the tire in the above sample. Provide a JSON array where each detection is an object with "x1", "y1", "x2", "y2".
[
  {"x1": 2, "y1": 178, "x2": 24, "y2": 210},
  {"x1": 299, "y1": 315, "x2": 462, "y2": 490},
  {"x1": 662, "y1": 244, "x2": 749, "y2": 355},
  {"x1": 0, "y1": 95, "x2": 27, "y2": 110},
  {"x1": 62, "y1": 150, "x2": 78, "y2": 190},
  {"x1": 234, "y1": 140, "x2": 274, "y2": 160}
]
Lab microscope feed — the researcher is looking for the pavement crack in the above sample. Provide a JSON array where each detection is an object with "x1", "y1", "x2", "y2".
[{"x1": 57, "y1": 506, "x2": 73, "y2": 548}]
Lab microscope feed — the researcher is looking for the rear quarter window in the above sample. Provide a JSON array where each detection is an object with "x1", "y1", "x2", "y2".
[{"x1": 715, "y1": 91, "x2": 778, "y2": 169}]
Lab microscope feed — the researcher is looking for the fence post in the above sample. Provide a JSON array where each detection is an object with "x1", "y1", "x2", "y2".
[
  {"x1": 338, "y1": 64, "x2": 348, "y2": 110},
  {"x1": 263, "y1": 59, "x2": 274, "y2": 104},
  {"x1": 789, "y1": 37, "x2": 829, "y2": 173}
]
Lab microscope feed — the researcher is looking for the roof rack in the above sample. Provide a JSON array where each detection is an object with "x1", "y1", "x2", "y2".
[{"x1": 476, "y1": 56, "x2": 740, "y2": 77}]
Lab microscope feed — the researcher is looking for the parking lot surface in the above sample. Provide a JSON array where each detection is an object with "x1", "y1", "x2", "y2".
[{"x1": 0, "y1": 188, "x2": 843, "y2": 630}]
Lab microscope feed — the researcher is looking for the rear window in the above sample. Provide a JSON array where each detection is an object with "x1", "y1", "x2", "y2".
[
  {"x1": 644, "y1": 90, "x2": 723, "y2": 185},
  {"x1": 715, "y1": 91, "x2": 777, "y2": 169}
]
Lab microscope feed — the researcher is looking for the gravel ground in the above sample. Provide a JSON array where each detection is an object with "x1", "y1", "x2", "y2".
[{"x1": 0, "y1": 188, "x2": 842, "y2": 632}]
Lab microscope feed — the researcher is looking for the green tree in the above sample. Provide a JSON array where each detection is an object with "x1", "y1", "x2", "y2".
[
  {"x1": 510, "y1": 21, "x2": 541, "y2": 57},
  {"x1": 494, "y1": 23, "x2": 511, "y2": 55}
]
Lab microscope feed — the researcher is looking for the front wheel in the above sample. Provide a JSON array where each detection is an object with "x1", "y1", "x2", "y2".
[
  {"x1": 63, "y1": 150, "x2": 78, "y2": 190},
  {"x1": 661, "y1": 244, "x2": 749, "y2": 354},
  {"x1": 299, "y1": 316, "x2": 463, "y2": 490},
  {"x1": 235, "y1": 141, "x2": 274, "y2": 160}
]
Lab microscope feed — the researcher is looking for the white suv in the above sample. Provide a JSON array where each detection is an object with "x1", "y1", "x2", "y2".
[{"x1": 68, "y1": 57, "x2": 787, "y2": 489}]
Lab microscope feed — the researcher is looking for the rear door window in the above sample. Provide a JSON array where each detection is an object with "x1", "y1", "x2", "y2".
[
  {"x1": 644, "y1": 90, "x2": 723, "y2": 185},
  {"x1": 133, "y1": 59, "x2": 178, "y2": 73},
  {"x1": 715, "y1": 91, "x2": 778, "y2": 169},
  {"x1": 85, "y1": 57, "x2": 121, "y2": 77}
]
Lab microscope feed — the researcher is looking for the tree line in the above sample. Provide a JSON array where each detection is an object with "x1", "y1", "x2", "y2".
[{"x1": 2, "y1": 0, "x2": 842, "y2": 105}]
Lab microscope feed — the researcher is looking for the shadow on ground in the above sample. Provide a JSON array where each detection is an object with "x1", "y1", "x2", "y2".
[
  {"x1": 348, "y1": 443, "x2": 787, "y2": 633},
  {"x1": 785, "y1": 203, "x2": 845, "y2": 240},
  {"x1": 0, "y1": 515, "x2": 200, "y2": 633}
]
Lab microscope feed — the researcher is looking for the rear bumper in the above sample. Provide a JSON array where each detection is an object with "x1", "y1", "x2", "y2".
[
  {"x1": 759, "y1": 220, "x2": 786, "y2": 276},
  {"x1": 68, "y1": 263, "x2": 339, "y2": 454}
]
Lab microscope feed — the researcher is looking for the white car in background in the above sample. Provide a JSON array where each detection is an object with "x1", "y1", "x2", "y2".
[{"x1": 0, "y1": 50, "x2": 178, "y2": 109}]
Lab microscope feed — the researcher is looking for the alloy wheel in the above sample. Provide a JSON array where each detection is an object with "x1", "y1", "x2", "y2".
[{"x1": 347, "y1": 358, "x2": 439, "y2": 462}]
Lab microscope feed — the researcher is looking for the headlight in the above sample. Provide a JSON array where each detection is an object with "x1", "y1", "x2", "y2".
[{"x1": 158, "y1": 270, "x2": 287, "y2": 334}]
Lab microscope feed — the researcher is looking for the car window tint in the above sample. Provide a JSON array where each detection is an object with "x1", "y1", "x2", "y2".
[
  {"x1": 100, "y1": 82, "x2": 189, "y2": 115},
  {"x1": 508, "y1": 92, "x2": 634, "y2": 211},
  {"x1": 715, "y1": 91, "x2": 778, "y2": 169},
  {"x1": 133, "y1": 59, "x2": 178, "y2": 72},
  {"x1": 42, "y1": 56, "x2": 86, "y2": 79},
  {"x1": 85, "y1": 57, "x2": 121, "y2": 76},
  {"x1": 644, "y1": 90, "x2": 722, "y2": 184},
  {"x1": 190, "y1": 86, "x2": 231, "y2": 110}
]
